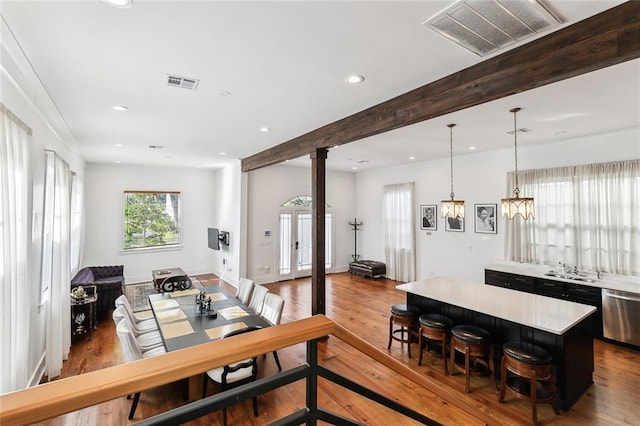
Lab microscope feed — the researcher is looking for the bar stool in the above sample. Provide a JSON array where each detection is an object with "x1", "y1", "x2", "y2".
[
  {"x1": 417, "y1": 313, "x2": 453, "y2": 374},
  {"x1": 499, "y1": 341, "x2": 560, "y2": 425},
  {"x1": 449, "y1": 324, "x2": 493, "y2": 393},
  {"x1": 387, "y1": 304, "x2": 420, "y2": 358}
]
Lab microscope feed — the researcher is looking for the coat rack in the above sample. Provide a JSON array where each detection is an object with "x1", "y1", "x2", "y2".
[{"x1": 348, "y1": 218, "x2": 363, "y2": 261}]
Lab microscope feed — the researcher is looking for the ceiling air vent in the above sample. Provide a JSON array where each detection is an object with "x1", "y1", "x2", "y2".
[
  {"x1": 423, "y1": 0, "x2": 562, "y2": 57},
  {"x1": 166, "y1": 74, "x2": 200, "y2": 91}
]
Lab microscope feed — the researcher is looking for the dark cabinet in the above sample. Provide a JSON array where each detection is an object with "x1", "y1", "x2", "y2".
[
  {"x1": 485, "y1": 269, "x2": 603, "y2": 338},
  {"x1": 485, "y1": 269, "x2": 535, "y2": 293}
]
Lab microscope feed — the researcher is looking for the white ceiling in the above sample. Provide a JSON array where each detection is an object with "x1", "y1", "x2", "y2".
[{"x1": 1, "y1": 1, "x2": 638, "y2": 172}]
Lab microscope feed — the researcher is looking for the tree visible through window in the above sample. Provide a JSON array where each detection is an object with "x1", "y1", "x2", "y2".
[{"x1": 123, "y1": 191, "x2": 180, "y2": 250}]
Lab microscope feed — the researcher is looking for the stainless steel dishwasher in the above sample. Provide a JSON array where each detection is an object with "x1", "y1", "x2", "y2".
[{"x1": 602, "y1": 289, "x2": 640, "y2": 347}]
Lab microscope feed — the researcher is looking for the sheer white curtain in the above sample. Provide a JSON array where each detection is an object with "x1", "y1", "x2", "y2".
[
  {"x1": 42, "y1": 151, "x2": 71, "y2": 379},
  {"x1": 0, "y1": 104, "x2": 32, "y2": 393},
  {"x1": 505, "y1": 160, "x2": 639, "y2": 275},
  {"x1": 383, "y1": 182, "x2": 416, "y2": 282},
  {"x1": 69, "y1": 173, "x2": 84, "y2": 276}
]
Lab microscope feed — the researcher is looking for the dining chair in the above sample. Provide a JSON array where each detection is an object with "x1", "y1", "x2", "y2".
[
  {"x1": 235, "y1": 277, "x2": 254, "y2": 305},
  {"x1": 112, "y1": 300, "x2": 158, "y2": 333},
  {"x1": 247, "y1": 284, "x2": 268, "y2": 313},
  {"x1": 115, "y1": 319, "x2": 166, "y2": 420},
  {"x1": 112, "y1": 306, "x2": 164, "y2": 351},
  {"x1": 201, "y1": 326, "x2": 262, "y2": 426},
  {"x1": 114, "y1": 294, "x2": 153, "y2": 322},
  {"x1": 159, "y1": 274, "x2": 192, "y2": 293},
  {"x1": 260, "y1": 293, "x2": 285, "y2": 371}
]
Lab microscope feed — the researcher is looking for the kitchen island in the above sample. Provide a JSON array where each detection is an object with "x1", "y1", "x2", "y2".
[{"x1": 397, "y1": 276, "x2": 596, "y2": 410}]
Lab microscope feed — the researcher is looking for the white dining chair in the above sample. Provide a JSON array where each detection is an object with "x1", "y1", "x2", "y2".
[
  {"x1": 114, "y1": 294, "x2": 154, "y2": 322},
  {"x1": 260, "y1": 292, "x2": 285, "y2": 371},
  {"x1": 113, "y1": 299, "x2": 158, "y2": 333},
  {"x1": 112, "y1": 306, "x2": 163, "y2": 351},
  {"x1": 247, "y1": 284, "x2": 268, "y2": 313},
  {"x1": 115, "y1": 319, "x2": 166, "y2": 420},
  {"x1": 235, "y1": 277, "x2": 254, "y2": 305}
]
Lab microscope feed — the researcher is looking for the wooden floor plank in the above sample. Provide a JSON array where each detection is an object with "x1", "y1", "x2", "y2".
[{"x1": 38, "y1": 273, "x2": 639, "y2": 425}]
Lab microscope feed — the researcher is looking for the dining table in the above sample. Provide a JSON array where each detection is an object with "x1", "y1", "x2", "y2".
[{"x1": 148, "y1": 285, "x2": 270, "y2": 399}]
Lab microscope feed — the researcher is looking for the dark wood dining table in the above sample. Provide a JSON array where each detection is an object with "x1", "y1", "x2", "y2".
[
  {"x1": 149, "y1": 285, "x2": 270, "y2": 352},
  {"x1": 148, "y1": 285, "x2": 270, "y2": 399}
]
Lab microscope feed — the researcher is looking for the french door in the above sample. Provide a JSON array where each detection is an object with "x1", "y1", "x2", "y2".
[{"x1": 278, "y1": 210, "x2": 333, "y2": 280}]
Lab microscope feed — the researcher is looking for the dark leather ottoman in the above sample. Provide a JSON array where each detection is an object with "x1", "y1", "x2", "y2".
[{"x1": 349, "y1": 260, "x2": 386, "y2": 279}]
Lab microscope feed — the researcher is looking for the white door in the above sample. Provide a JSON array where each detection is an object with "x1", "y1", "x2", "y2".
[{"x1": 278, "y1": 210, "x2": 333, "y2": 280}]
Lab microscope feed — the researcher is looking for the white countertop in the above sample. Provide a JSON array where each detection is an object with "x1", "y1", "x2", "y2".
[
  {"x1": 486, "y1": 262, "x2": 640, "y2": 294},
  {"x1": 397, "y1": 276, "x2": 596, "y2": 335}
]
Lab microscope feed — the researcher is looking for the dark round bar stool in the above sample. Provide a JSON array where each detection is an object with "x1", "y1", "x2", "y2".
[
  {"x1": 417, "y1": 313, "x2": 453, "y2": 374},
  {"x1": 499, "y1": 341, "x2": 560, "y2": 425},
  {"x1": 387, "y1": 304, "x2": 420, "y2": 358},
  {"x1": 449, "y1": 324, "x2": 493, "y2": 393}
]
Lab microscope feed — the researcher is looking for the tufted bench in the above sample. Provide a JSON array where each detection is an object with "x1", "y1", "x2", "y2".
[{"x1": 348, "y1": 260, "x2": 386, "y2": 279}]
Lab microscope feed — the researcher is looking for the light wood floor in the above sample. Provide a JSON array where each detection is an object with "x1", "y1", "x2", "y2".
[{"x1": 40, "y1": 273, "x2": 639, "y2": 425}]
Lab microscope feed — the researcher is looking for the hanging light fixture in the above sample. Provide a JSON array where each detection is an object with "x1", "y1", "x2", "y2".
[
  {"x1": 441, "y1": 123, "x2": 465, "y2": 219},
  {"x1": 501, "y1": 107, "x2": 535, "y2": 219}
]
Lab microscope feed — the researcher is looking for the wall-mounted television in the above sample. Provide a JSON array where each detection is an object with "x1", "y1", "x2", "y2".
[
  {"x1": 208, "y1": 228, "x2": 220, "y2": 250},
  {"x1": 208, "y1": 228, "x2": 230, "y2": 250}
]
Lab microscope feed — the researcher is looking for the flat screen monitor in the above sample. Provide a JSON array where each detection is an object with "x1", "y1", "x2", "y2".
[{"x1": 208, "y1": 228, "x2": 220, "y2": 250}]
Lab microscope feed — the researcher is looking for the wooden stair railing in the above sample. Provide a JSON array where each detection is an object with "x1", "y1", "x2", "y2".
[{"x1": 0, "y1": 315, "x2": 497, "y2": 425}]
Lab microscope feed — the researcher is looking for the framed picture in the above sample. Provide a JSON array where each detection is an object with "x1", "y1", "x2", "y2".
[
  {"x1": 474, "y1": 203, "x2": 497, "y2": 234},
  {"x1": 420, "y1": 204, "x2": 437, "y2": 230},
  {"x1": 445, "y1": 214, "x2": 464, "y2": 232}
]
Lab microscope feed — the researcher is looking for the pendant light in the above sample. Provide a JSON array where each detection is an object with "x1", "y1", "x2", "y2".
[
  {"x1": 501, "y1": 107, "x2": 535, "y2": 219},
  {"x1": 441, "y1": 123, "x2": 465, "y2": 218}
]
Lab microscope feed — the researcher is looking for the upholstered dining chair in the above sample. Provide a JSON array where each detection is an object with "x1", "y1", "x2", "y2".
[
  {"x1": 201, "y1": 326, "x2": 262, "y2": 426},
  {"x1": 235, "y1": 277, "x2": 254, "y2": 305},
  {"x1": 112, "y1": 306, "x2": 163, "y2": 351},
  {"x1": 114, "y1": 294, "x2": 153, "y2": 323},
  {"x1": 115, "y1": 319, "x2": 166, "y2": 420},
  {"x1": 112, "y1": 300, "x2": 158, "y2": 333},
  {"x1": 247, "y1": 284, "x2": 268, "y2": 313},
  {"x1": 260, "y1": 293, "x2": 285, "y2": 371}
]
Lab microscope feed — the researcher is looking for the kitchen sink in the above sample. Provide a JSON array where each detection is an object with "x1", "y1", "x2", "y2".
[{"x1": 544, "y1": 272, "x2": 596, "y2": 283}]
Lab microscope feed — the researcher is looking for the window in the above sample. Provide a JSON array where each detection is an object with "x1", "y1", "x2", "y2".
[
  {"x1": 506, "y1": 160, "x2": 639, "y2": 276},
  {"x1": 123, "y1": 191, "x2": 181, "y2": 250},
  {"x1": 383, "y1": 182, "x2": 416, "y2": 282}
]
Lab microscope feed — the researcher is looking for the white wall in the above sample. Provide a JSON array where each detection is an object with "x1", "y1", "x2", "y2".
[
  {"x1": 83, "y1": 163, "x2": 218, "y2": 283},
  {"x1": 356, "y1": 128, "x2": 640, "y2": 283},
  {"x1": 246, "y1": 164, "x2": 356, "y2": 284},
  {"x1": 212, "y1": 161, "x2": 243, "y2": 286}
]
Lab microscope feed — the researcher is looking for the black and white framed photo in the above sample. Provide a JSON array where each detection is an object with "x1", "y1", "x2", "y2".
[
  {"x1": 420, "y1": 204, "x2": 437, "y2": 230},
  {"x1": 445, "y1": 214, "x2": 464, "y2": 232},
  {"x1": 474, "y1": 203, "x2": 497, "y2": 234}
]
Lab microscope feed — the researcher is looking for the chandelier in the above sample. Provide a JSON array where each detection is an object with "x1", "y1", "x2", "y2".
[
  {"x1": 441, "y1": 123, "x2": 465, "y2": 219},
  {"x1": 501, "y1": 107, "x2": 534, "y2": 219}
]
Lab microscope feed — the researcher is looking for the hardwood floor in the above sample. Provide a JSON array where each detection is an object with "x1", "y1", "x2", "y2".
[{"x1": 40, "y1": 273, "x2": 639, "y2": 425}]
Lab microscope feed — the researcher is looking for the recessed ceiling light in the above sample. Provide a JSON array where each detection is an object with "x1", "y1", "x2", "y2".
[
  {"x1": 219, "y1": 152, "x2": 227, "y2": 156},
  {"x1": 102, "y1": 0, "x2": 133, "y2": 8},
  {"x1": 345, "y1": 74, "x2": 365, "y2": 84},
  {"x1": 468, "y1": 146, "x2": 477, "y2": 150},
  {"x1": 352, "y1": 166, "x2": 358, "y2": 170},
  {"x1": 260, "y1": 127, "x2": 271, "y2": 133},
  {"x1": 115, "y1": 144, "x2": 123, "y2": 147},
  {"x1": 112, "y1": 105, "x2": 128, "y2": 111},
  {"x1": 115, "y1": 160, "x2": 121, "y2": 163},
  {"x1": 409, "y1": 156, "x2": 416, "y2": 160}
]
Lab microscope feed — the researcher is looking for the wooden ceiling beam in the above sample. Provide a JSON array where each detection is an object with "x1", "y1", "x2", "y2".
[{"x1": 242, "y1": 2, "x2": 640, "y2": 172}]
